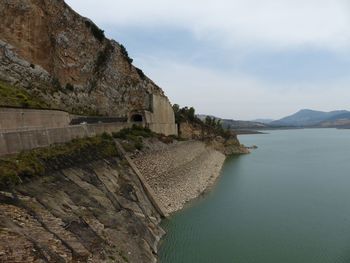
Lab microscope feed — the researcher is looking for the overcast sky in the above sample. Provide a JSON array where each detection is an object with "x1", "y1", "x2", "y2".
[{"x1": 66, "y1": 0, "x2": 350, "y2": 120}]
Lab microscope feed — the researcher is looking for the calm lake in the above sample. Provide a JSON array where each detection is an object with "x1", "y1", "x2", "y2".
[{"x1": 159, "y1": 129, "x2": 350, "y2": 263}]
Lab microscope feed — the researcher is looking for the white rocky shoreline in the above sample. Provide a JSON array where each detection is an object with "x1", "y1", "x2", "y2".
[{"x1": 133, "y1": 139, "x2": 228, "y2": 214}]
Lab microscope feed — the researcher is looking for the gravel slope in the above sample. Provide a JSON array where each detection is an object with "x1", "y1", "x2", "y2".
[{"x1": 133, "y1": 140, "x2": 226, "y2": 214}]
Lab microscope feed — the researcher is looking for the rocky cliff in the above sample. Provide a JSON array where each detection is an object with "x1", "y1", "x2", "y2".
[
  {"x1": 0, "y1": 137, "x2": 164, "y2": 263},
  {"x1": 178, "y1": 121, "x2": 249, "y2": 155},
  {"x1": 0, "y1": 0, "x2": 169, "y2": 118}
]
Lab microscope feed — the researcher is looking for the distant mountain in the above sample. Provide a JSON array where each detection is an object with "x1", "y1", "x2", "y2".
[
  {"x1": 199, "y1": 109, "x2": 350, "y2": 130},
  {"x1": 251, "y1": 119, "x2": 274, "y2": 124},
  {"x1": 197, "y1": 114, "x2": 269, "y2": 130},
  {"x1": 317, "y1": 112, "x2": 350, "y2": 128},
  {"x1": 271, "y1": 109, "x2": 350, "y2": 127},
  {"x1": 221, "y1": 119, "x2": 269, "y2": 129}
]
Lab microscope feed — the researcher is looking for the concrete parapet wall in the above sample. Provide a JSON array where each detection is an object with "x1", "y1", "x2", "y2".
[
  {"x1": 0, "y1": 108, "x2": 71, "y2": 131},
  {"x1": 0, "y1": 122, "x2": 130, "y2": 156}
]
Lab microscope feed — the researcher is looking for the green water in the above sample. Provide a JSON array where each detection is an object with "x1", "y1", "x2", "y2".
[{"x1": 159, "y1": 129, "x2": 350, "y2": 263}]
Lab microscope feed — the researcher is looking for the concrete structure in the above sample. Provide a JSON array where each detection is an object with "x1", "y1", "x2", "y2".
[
  {"x1": 0, "y1": 108, "x2": 71, "y2": 132},
  {"x1": 114, "y1": 140, "x2": 168, "y2": 218},
  {"x1": 129, "y1": 95, "x2": 178, "y2": 136},
  {"x1": 0, "y1": 97, "x2": 177, "y2": 155},
  {"x1": 1, "y1": 101, "x2": 178, "y2": 136},
  {"x1": 0, "y1": 122, "x2": 129, "y2": 156}
]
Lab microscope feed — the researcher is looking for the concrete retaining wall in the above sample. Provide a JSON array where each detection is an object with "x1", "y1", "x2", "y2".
[
  {"x1": 144, "y1": 95, "x2": 178, "y2": 136},
  {"x1": 0, "y1": 122, "x2": 130, "y2": 156},
  {"x1": 0, "y1": 108, "x2": 71, "y2": 132},
  {"x1": 114, "y1": 140, "x2": 168, "y2": 218}
]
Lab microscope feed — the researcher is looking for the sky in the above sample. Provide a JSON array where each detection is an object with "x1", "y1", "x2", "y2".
[{"x1": 66, "y1": 0, "x2": 350, "y2": 120}]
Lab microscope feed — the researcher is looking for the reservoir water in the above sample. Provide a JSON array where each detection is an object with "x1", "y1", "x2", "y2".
[{"x1": 159, "y1": 129, "x2": 350, "y2": 263}]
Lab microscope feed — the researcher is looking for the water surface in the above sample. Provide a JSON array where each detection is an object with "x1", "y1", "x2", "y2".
[{"x1": 159, "y1": 129, "x2": 350, "y2": 263}]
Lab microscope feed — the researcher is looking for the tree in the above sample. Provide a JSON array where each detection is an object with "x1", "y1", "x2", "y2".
[{"x1": 188, "y1": 107, "x2": 195, "y2": 121}]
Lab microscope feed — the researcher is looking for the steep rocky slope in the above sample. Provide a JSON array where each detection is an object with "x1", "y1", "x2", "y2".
[
  {"x1": 0, "y1": 152, "x2": 164, "y2": 262},
  {"x1": 0, "y1": 0, "x2": 167, "y2": 116},
  {"x1": 178, "y1": 121, "x2": 249, "y2": 155}
]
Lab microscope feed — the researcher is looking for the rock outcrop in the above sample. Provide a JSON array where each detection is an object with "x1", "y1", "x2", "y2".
[
  {"x1": 0, "y1": 157, "x2": 164, "y2": 263},
  {"x1": 0, "y1": 0, "x2": 177, "y2": 135},
  {"x1": 178, "y1": 121, "x2": 249, "y2": 155}
]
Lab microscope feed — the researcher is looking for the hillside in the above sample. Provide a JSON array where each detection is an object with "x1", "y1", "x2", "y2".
[
  {"x1": 317, "y1": 112, "x2": 350, "y2": 128},
  {"x1": 271, "y1": 109, "x2": 349, "y2": 127},
  {"x1": 197, "y1": 114, "x2": 269, "y2": 130}
]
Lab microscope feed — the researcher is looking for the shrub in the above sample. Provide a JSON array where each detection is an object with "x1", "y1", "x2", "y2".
[
  {"x1": 85, "y1": 20, "x2": 105, "y2": 42},
  {"x1": 136, "y1": 67, "x2": 146, "y2": 80},
  {"x1": 65, "y1": 83, "x2": 74, "y2": 91},
  {"x1": 95, "y1": 42, "x2": 114, "y2": 74},
  {"x1": 173, "y1": 104, "x2": 200, "y2": 124},
  {"x1": 112, "y1": 126, "x2": 154, "y2": 152},
  {"x1": 112, "y1": 125, "x2": 153, "y2": 140},
  {"x1": 120, "y1": 44, "x2": 133, "y2": 64},
  {"x1": 173, "y1": 104, "x2": 233, "y2": 140}
]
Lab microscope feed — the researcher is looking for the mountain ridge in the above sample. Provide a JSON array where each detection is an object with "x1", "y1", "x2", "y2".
[{"x1": 271, "y1": 109, "x2": 350, "y2": 127}]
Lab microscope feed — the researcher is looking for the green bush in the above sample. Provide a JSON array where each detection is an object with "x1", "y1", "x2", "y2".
[
  {"x1": 112, "y1": 125, "x2": 153, "y2": 140},
  {"x1": 173, "y1": 104, "x2": 232, "y2": 139},
  {"x1": 172, "y1": 104, "x2": 199, "y2": 124},
  {"x1": 94, "y1": 43, "x2": 114, "y2": 75},
  {"x1": 112, "y1": 125, "x2": 180, "y2": 151},
  {"x1": 85, "y1": 20, "x2": 105, "y2": 42},
  {"x1": 65, "y1": 83, "x2": 74, "y2": 91},
  {"x1": 120, "y1": 44, "x2": 133, "y2": 64},
  {"x1": 136, "y1": 67, "x2": 146, "y2": 80},
  {"x1": 112, "y1": 125, "x2": 154, "y2": 151},
  {"x1": 52, "y1": 77, "x2": 62, "y2": 91}
]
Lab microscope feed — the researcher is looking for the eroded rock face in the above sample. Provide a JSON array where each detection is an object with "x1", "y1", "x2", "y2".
[
  {"x1": 178, "y1": 122, "x2": 249, "y2": 155},
  {"x1": 0, "y1": 0, "x2": 172, "y2": 118},
  {"x1": 0, "y1": 158, "x2": 164, "y2": 263}
]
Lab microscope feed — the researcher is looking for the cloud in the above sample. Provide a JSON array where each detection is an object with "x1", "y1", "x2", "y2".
[
  {"x1": 135, "y1": 56, "x2": 350, "y2": 119},
  {"x1": 66, "y1": 0, "x2": 350, "y2": 50},
  {"x1": 65, "y1": 0, "x2": 350, "y2": 119}
]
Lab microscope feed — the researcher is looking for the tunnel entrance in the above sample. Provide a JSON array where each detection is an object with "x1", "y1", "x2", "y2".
[{"x1": 131, "y1": 114, "x2": 143, "y2": 122}]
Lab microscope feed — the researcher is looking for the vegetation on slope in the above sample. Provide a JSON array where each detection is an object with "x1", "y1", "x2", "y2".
[
  {"x1": 0, "y1": 134, "x2": 118, "y2": 189},
  {"x1": 173, "y1": 104, "x2": 232, "y2": 139},
  {"x1": 84, "y1": 20, "x2": 105, "y2": 42},
  {"x1": 112, "y1": 125, "x2": 177, "y2": 152},
  {"x1": 0, "y1": 81, "x2": 48, "y2": 108}
]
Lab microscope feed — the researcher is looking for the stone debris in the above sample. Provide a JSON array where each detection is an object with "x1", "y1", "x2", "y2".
[{"x1": 134, "y1": 140, "x2": 226, "y2": 213}]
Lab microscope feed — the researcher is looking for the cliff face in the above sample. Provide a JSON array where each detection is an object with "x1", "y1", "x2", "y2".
[
  {"x1": 0, "y1": 157, "x2": 164, "y2": 263},
  {"x1": 178, "y1": 122, "x2": 249, "y2": 155},
  {"x1": 0, "y1": 0, "x2": 169, "y2": 117}
]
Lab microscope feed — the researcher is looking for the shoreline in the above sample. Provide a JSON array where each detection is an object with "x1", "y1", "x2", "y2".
[{"x1": 133, "y1": 140, "x2": 226, "y2": 214}]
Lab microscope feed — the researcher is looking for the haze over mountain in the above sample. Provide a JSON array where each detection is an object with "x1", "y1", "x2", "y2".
[
  {"x1": 199, "y1": 109, "x2": 350, "y2": 131},
  {"x1": 271, "y1": 109, "x2": 350, "y2": 127},
  {"x1": 251, "y1": 119, "x2": 274, "y2": 124},
  {"x1": 197, "y1": 114, "x2": 269, "y2": 130}
]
